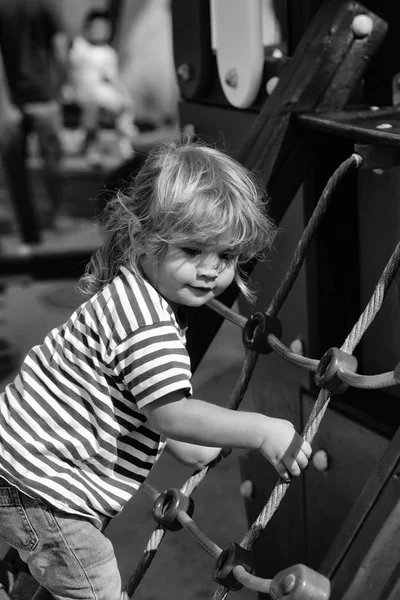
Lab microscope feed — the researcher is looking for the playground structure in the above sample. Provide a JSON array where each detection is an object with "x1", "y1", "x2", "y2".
[{"x1": 1, "y1": 0, "x2": 400, "y2": 598}]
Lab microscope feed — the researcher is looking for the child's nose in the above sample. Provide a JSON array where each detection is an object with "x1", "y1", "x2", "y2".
[{"x1": 198, "y1": 254, "x2": 220, "y2": 278}]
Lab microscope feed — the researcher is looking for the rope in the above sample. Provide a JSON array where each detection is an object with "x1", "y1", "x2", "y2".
[
  {"x1": 338, "y1": 368, "x2": 397, "y2": 389},
  {"x1": 268, "y1": 154, "x2": 362, "y2": 317},
  {"x1": 232, "y1": 566, "x2": 272, "y2": 594},
  {"x1": 267, "y1": 334, "x2": 318, "y2": 371},
  {"x1": 206, "y1": 303, "x2": 400, "y2": 388},
  {"x1": 176, "y1": 510, "x2": 222, "y2": 559},
  {"x1": 140, "y1": 481, "x2": 159, "y2": 502},
  {"x1": 212, "y1": 239, "x2": 400, "y2": 600},
  {"x1": 125, "y1": 527, "x2": 166, "y2": 598},
  {"x1": 207, "y1": 299, "x2": 246, "y2": 328},
  {"x1": 127, "y1": 154, "x2": 361, "y2": 597}
]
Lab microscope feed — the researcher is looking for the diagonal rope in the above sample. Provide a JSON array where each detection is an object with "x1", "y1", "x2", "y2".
[
  {"x1": 268, "y1": 153, "x2": 362, "y2": 317},
  {"x1": 212, "y1": 239, "x2": 400, "y2": 600},
  {"x1": 126, "y1": 154, "x2": 361, "y2": 597}
]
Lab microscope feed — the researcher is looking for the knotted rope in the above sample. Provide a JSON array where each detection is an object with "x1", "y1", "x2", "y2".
[{"x1": 126, "y1": 154, "x2": 361, "y2": 597}]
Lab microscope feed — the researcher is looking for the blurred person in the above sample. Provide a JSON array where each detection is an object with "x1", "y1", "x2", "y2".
[
  {"x1": 0, "y1": 39, "x2": 40, "y2": 243},
  {"x1": 0, "y1": 0, "x2": 69, "y2": 234},
  {"x1": 0, "y1": 50, "x2": 22, "y2": 380},
  {"x1": 68, "y1": 10, "x2": 137, "y2": 161}
]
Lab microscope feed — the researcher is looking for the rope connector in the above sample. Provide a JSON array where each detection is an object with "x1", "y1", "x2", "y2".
[
  {"x1": 269, "y1": 564, "x2": 331, "y2": 600},
  {"x1": 242, "y1": 312, "x2": 283, "y2": 354},
  {"x1": 213, "y1": 542, "x2": 255, "y2": 591},
  {"x1": 152, "y1": 488, "x2": 194, "y2": 531},
  {"x1": 315, "y1": 347, "x2": 358, "y2": 395}
]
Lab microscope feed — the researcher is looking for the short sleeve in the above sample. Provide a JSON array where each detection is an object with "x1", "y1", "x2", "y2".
[{"x1": 110, "y1": 321, "x2": 192, "y2": 409}]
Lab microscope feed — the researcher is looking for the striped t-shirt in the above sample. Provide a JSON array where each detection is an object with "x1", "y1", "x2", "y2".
[{"x1": 0, "y1": 267, "x2": 192, "y2": 524}]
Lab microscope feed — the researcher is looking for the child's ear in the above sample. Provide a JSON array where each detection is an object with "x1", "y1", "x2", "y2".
[{"x1": 139, "y1": 254, "x2": 154, "y2": 281}]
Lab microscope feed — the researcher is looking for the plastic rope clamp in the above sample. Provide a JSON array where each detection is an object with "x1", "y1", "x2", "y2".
[
  {"x1": 314, "y1": 347, "x2": 358, "y2": 395},
  {"x1": 269, "y1": 564, "x2": 330, "y2": 600},
  {"x1": 213, "y1": 542, "x2": 255, "y2": 591},
  {"x1": 152, "y1": 488, "x2": 194, "y2": 531},
  {"x1": 242, "y1": 312, "x2": 283, "y2": 354}
]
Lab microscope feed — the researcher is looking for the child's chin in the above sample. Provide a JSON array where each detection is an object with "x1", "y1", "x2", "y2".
[
  {"x1": 181, "y1": 295, "x2": 211, "y2": 308},
  {"x1": 185, "y1": 298, "x2": 209, "y2": 307}
]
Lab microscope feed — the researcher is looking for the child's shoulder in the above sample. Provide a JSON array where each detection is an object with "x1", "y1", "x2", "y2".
[{"x1": 110, "y1": 266, "x2": 175, "y2": 327}]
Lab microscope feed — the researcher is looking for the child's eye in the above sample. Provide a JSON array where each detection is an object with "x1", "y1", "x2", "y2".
[
  {"x1": 219, "y1": 252, "x2": 237, "y2": 262},
  {"x1": 181, "y1": 247, "x2": 202, "y2": 257}
]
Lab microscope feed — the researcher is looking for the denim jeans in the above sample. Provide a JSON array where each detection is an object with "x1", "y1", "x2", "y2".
[{"x1": 0, "y1": 478, "x2": 127, "y2": 600}]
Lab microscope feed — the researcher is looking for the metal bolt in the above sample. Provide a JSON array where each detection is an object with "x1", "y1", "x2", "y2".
[
  {"x1": 239, "y1": 479, "x2": 254, "y2": 499},
  {"x1": 352, "y1": 14, "x2": 373, "y2": 38},
  {"x1": 176, "y1": 63, "x2": 191, "y2": 83},
  {"x1": 272, "y1": 48, "x2": 284, "y2": 59},
  {"x1": 266, "y1": 76, "x2": 279, "y2": 96},
  {"x1": 225, "y1": 68, "x2": 238, "y2": 88}
]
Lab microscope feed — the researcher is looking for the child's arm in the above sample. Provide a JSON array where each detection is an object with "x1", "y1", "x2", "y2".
[
  {"x1": 142, "y1": 392, "x2": 311, "y2": 480},
  {"x1": 166, "y1": 439, "x2": 224, "y2": 469}
]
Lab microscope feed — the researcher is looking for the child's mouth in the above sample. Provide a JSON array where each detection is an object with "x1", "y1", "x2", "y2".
[{"x1": 187, "y1": 285, "x2": 213, "y2": 293}]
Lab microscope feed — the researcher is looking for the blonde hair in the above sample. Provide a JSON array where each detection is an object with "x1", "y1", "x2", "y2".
[{"x1": 80, "y1": 138, "x2": 276, "y2": 302}]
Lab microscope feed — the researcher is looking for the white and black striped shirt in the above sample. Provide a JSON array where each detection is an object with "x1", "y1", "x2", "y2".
[{"x1": 0, "y1": 267, "x2": 192, "y2": 524}]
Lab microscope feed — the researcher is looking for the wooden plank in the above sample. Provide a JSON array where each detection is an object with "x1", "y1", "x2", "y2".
[
  {"x1": 318, "y1": 424, "x2": 400, "y2": 597},
  {"x1": 340, "y1": 499, "x2": 400, "y2": 600},
  {"x1": 297, "y1": 107, "x2": 400, "y2": 147},
  {"x1": 354, "y1": 143, "x2": 400, "y2": 170},
  {"x1": 302, "y1": 392, "x2": 389, "y2": 570}
]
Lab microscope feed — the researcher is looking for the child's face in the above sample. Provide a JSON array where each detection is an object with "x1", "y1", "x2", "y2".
[
  {"x1": 84, "y1": 17, "x2": 111, "y2": 44},
  {"x1": 141, "y1": 243, "x2": 237, "y2": 308}
]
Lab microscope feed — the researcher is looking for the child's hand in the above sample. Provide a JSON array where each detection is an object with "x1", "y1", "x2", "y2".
[{"x1": 259, "y1": 417, "x2": 311, "y2": 481}]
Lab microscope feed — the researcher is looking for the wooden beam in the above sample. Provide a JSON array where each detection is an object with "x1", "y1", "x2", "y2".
[{"x1": 319, "y1": 424, "x2": 400, "y2": 599}]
